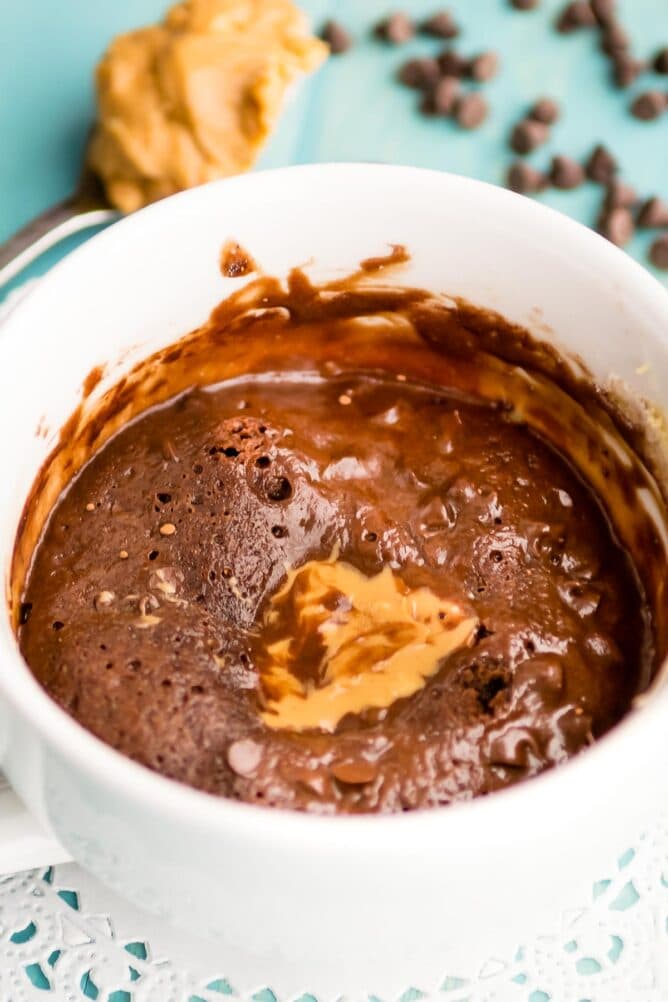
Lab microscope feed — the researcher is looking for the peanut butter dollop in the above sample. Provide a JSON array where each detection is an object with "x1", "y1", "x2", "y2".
[
  {"x1": 88, "y1": 0, "x2": 328, "y2": 212},
  {"x1": 260, "y1": 556, "x2": 478, "y2": 733}
]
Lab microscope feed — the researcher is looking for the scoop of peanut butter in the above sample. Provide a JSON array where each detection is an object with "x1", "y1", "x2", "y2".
[{"x1": 88, "y1": 0, "x2": 328, "y2": 212}]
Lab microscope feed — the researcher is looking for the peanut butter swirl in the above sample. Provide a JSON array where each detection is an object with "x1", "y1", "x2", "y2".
[{"x1": 260, "y1": 556, "x2": 478, "y2": 732}]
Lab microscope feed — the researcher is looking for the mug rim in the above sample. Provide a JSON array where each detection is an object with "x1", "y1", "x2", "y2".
[{"x1": 2, "y1": 161, "x2": 668, "y2": 849}]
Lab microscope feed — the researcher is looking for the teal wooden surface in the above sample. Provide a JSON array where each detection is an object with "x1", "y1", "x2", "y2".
[{"x1": 1, "y1": 0, "x2": 667, "y2": 287}]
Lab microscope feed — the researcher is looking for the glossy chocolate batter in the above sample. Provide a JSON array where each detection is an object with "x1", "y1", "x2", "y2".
[{"x1": 19, "y1": 368, "x2": 651, "y2": 813}]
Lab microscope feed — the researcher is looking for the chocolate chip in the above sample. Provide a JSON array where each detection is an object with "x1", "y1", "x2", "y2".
[
  {"x1": 488, "y1": 726, "x2": 541, "y2": 768},
  {"x1": 19, "y1": 602, "x2": 33, "y2": 625},
  {"x1": 507, "y1": 162, "x2": 548, "y2": 194},
  {"x1": 431, "y1": 75, "x2": 461, "y2": 115},
  {"x1": 469, "y1": 51, "x2": 500, "y2": 82},
  {"x1": 637, "y1": 197, "x2": 668, "y2": 229},
  {"x1": 330, "y1": 759, "x2": 378, "y2": 785},
  {"x1": 421, "y1": 10, "x2": 459, "y2": 38},
  {"x1": 398, "y1": 57, "x2": 441, "y2": 89},
  {"x1": 529, "y1": 97, "x2": 560, "y2": 125},
  {"x1": 599, "y1": 206, "x2": 634, "y2": 246},
  {"x1": 511, "y1": 0, "x2": 540, "y2": 9},
  {"x1": 585, "y1": 144, "x2": 618, "y2": 183},
  {"x1": 516, "y1": 657, "x2": 565, "y2": 696},
  {"x1": 227, "y1": 739, "x2": 263, "y2": 777},
  {"x1": 510, "y1": 118, "x2": 550, "y2": 154},
  {"x1": 612, "y1": 54, "x2": 646, "y2": 88},
  {"x1": 603, "y1": 179, "x2": 638, "y2": 210},
  {"x1": 555, "y1": 1, "x2": 596, "y2": 32},
  {"x1": 654, "y1": 48, "x2": 668, "y2": 74},
  {"x1": 649, "y1": 235, "x2": 668, "y2": 270},
  {"x1": 600, "y1": 22, "x2": 629, "y2": 55},
  {"x1": 321, "y1": 20, "x2": 353, "y2": 54},
  {"x1": 550, "y1": 155, "x2": 585, "y2": 189},
  {"x1": 630, "y1": 91, "x2": 667, "y2": 121},
  {"x1": 590, "y1": 0, "x2": 616, "y2": 25},
  {"x1": 437, "y1": 48, "x2": 469, "y2": 77},
  {"x1": 454, "y1": 92, "x2": 488, "y2": 129},
  {"x1": 375, "y1": 11, "x2": 414, "y2": 44}
]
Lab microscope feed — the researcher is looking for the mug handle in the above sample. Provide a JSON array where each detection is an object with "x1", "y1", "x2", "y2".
[{"x1": 0, "y1": 775, "x2": 71, "y2": 873}]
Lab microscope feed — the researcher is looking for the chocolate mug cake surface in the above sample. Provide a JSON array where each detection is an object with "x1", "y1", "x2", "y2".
[{"x1": 15, "y1": 257, "x2": 666, "y2": 814}]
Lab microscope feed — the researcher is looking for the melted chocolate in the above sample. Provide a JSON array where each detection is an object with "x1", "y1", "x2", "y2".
[
  {"x1": 18, "y1": 369, "x2": 652, "y2": 812},
  {"x1": 219, "y1": 241, "x2": 258, "y2": 278}
]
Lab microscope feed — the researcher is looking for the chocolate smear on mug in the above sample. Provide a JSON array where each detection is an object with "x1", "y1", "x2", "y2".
[{"x1": 220, "y1": 241, "x2": 259, "y2": 278}]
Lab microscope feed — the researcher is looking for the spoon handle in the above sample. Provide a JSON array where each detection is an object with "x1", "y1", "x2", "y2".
[{"x1": 0, "y1": 198, "x2": 119, "y2": 290}]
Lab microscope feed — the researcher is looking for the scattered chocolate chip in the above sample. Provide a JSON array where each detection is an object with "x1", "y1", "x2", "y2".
[
  {"x1": 511, "y1": 0, "x2": 540, "y2": 9},
  {"x1": 630, "y1": 91, "x2": 667, "y2": 121},
  {"x1": 550, "y1": 155, "x2": 585, "y2": 189},
  {"x1": 19, "y1": 602, "x2": 33, "y2": 625},
  {"x1": 637, "y1": 197, "x2": 668, "y2": 229},
  {"x1": 599, "y1": 206, "x2": 634, "y2": 246},
  {"x1": 612, "y1": 54, "x2": 646, "y2": 88},
  {"x1": 469, "y1": 51, "x2": 500, "y2": 82},
  {"x1": 649, "y1": 235, "x2": 668, "y2": 270},
  {"x1": 321, "y1": 19, "x2": 353, "y2": 54},
  {"x1": 600, "y1": 22, "x2": 629, "y2": 55},
  {"x1": 227, "y1": 739, "x2": 263, "y2": 777},
  {"x1": 421, "y1": 10, "x2": 459, "y2": 38},
  {"x1": 590, "y1": 0, "x2": 616, "y2": 25},
  {"x1": 510, "y1": 118, "x2": 550, "y2": 154},
  {"x1": 437, "y1": 48, "x2": 469, "y2": 77},
  {"x1": 528, "y1": 97, "x2": 560, "y2": 125},
  {"x1": 430, "y1": 75, "x2": 461, "y2": 115},
  {"x1": 585, "y1": 144, "x2": 618, "y2": 183},
  {"x1": 454, "y1": 92, "x2": 488, "y2": 129},
  {"x1": 555, "y1": 1, "x2": 596, "y2": 33},
  {"x1": 654, "y1": 48, "x2": 668, "y2": 74},
  {"x1": 375, "y1": 11, "x2": 414, "y2": 44},
  {"x1": 507, "y1": 162, "x2": 548, "y2": 194},
  {"x1": 603, "y1": 179, "x2": 638, "y2": 210},
  {"x1": 398, "y1": 57, "x2": 440, "y2": 90}
]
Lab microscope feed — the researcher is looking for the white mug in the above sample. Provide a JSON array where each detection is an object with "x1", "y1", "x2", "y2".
[{"x1": 1, "y1": 164, "x2": 668, "y2": 999}]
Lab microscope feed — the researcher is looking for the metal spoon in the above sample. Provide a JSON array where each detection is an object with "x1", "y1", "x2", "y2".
[{"x1": 0, "y1": 163, "x2": 120, "y2": 290}]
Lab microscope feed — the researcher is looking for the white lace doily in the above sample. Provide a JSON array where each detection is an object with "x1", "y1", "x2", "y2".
[{"x1": 1, "y1": 813, "x2": 667, "y2": 1002}]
